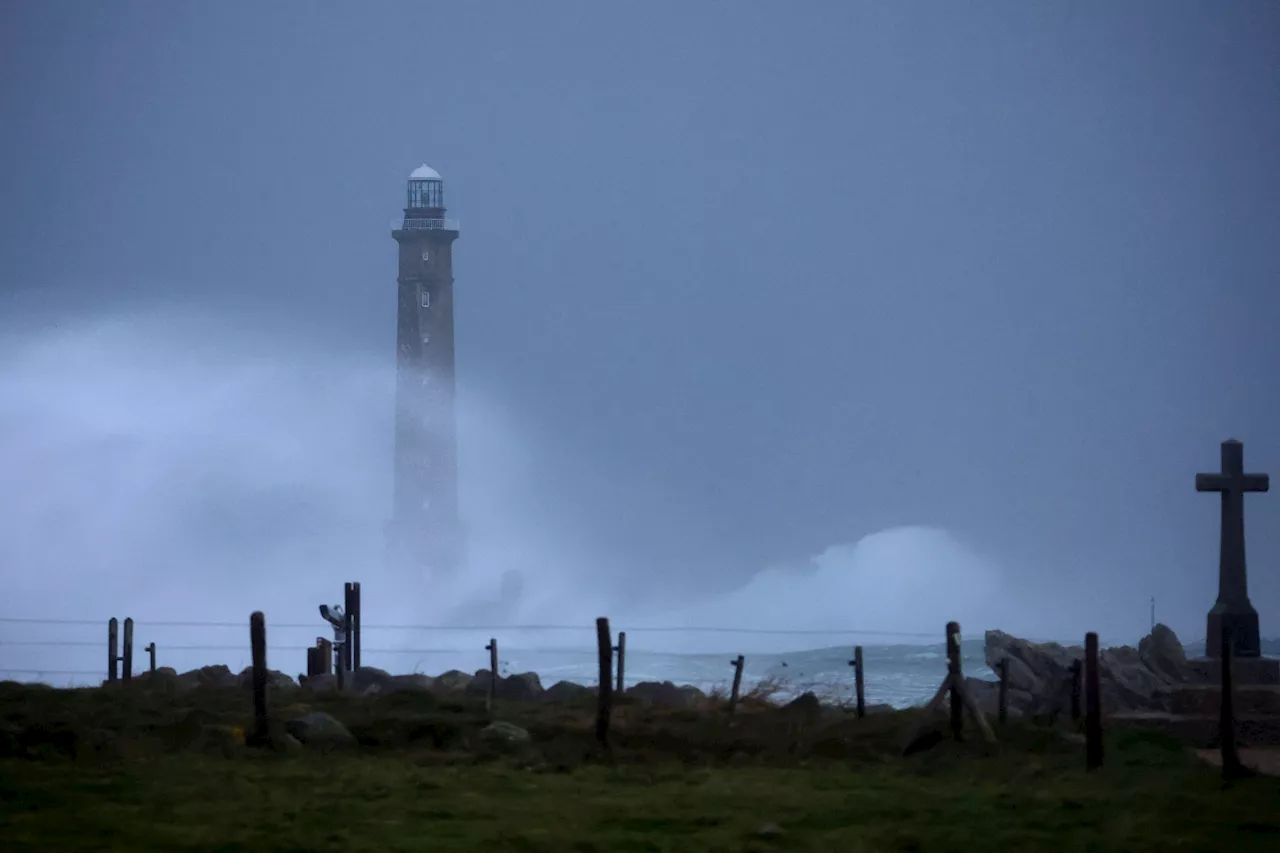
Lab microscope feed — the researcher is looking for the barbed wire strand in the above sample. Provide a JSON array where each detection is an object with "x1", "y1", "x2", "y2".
[{"x1": 0, "y1": 616, "x2": 941, "y2": 638}]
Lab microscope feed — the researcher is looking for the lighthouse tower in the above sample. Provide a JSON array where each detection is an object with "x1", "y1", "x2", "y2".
[{"x1": 387, "y1": 163, "x2": 465, "y2": 576}]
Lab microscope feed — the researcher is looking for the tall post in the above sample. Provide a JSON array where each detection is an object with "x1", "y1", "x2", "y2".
[
  {"x1": 1085, "y1": 632, "x2": 1103, "y2": 770},
  {"x1": 1219, "y1": 624, "x2": 1245, "y2": 780},
  {"x1": 613, "y1": 631, "x2": 626, "y2": 694},
  {"x1": 946, "y1": 621, "x2": 963, "y2": 742},
  {"x1": 145, "y1": 642, "x2": 156, "y2": 674},
  {"x1": 343, "y1": 582, "x2": 355, "y2": 672},
  {"x1": 485, "y1": 638, "x2": 498, "y2": 714},
  {"x1": 107, "y1": 617, "x2": 119, "y2": 683},
  {"x1": 996, "y1": 658, "x2": 1009, "y2": 725},
  {"x1": 853, "y1": 645, "x2": 866, "y2": 719},
  {"x1": 121, "y1": 618, "x2": 134, "y2": 682},
  {"x1": 729, "y1": 654, "x2": 745, "y2": 715},
  {"x1": 1070, "y1": 659, "x2": 1082, "y2": 721},
  {"x1": 595, "y1": 617, "x2": 613, "y2": 748},
  {"x1": 351, "y1": 581, "x2": 362, "y2": 670},
  {"x1": 250, "y1": 611, "x2": 268, "y2": 746}
]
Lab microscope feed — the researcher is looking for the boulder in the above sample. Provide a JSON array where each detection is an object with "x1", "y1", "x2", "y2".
[
  {"x1": 388, "y1": 674, "x2": 435, "y2": 693},
  {"x1": 626, "y1": 681, "x2": 706, "y2": 709},
  {"x1": 433, "y1": 670, "x2": 474, "y2": 693},
  {"x1": 284, "y1": 711, "x2": 356, "y2": 749},
  {"x1": 980, "y1": 625, "x2": 1192, "y2": 717},
  {"x1": 236, "y1": 667, "x2": 298, "y2": 691},
  {"x1": 466, "y1": 670, "x2": 545, "y2": 701},
  {"x1": 542, "y1": 680, "x2": 595, "y2": 703},
  {"x1": 301, "y1": 673, "x2": 339, "y2": 694},
  {"x1": 174, "y1": 665, "x2": 238, "y2": 691},
  {"x1": 1139, "y1": 623, "x2": 1189, "y2": 683},
  {"x1": 479, "y1": 721, "x2": 531, "y2": 746},
  {"x1": 349, "y1": 667, "x2": 395, "y2": 694}
]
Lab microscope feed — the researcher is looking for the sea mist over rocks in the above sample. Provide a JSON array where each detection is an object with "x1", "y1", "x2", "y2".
[{"x1": 1, "y1": 309, "x2": 1139, "y2": 683}]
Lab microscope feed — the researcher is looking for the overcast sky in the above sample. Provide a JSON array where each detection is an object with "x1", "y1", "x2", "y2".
[{"x1": 2, "y1": 1, "x2": 1278, "y2": 664}]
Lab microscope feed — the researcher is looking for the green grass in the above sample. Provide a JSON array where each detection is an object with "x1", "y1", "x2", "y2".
[{"x1": 2, "y1": 681, "x2": 1278, "y2": 852}]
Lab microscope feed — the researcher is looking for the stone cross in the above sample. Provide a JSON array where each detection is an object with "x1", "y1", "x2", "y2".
[{"x1": 1196, "y1": 439, "x2": 1269, "y2": 658}]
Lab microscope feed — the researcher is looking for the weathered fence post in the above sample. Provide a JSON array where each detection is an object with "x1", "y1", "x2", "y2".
[
  {"x1": 107, "y1": 618, "x2": 119, "y2": 683},
  {"x1": 250, "y1": 611, "x2": 269, "y2": 746},
  {"x1": 729, "y1": 654, "x2": 745, "y2": 715},
  {"x1": 946, "y1": 621, "x2": 963, "y2": 742},
  {"x1": 1220, "y1": 624, "x2": 1246, "y2": 780},
  {"x1": 318, "y1": 638, "x2": 333, "y2": 675},
  {"x1": 351, "y1": 581, "x2": 361, "y2": 670},
  {"x1": 485, "y1": 638, "x2": 499, "y2": 714},
  {"x1": 145, "y1": 642, "x2": 156, "y2": 674},
  {"x1": 121, "y1": 617, "x2": 134, "y2": 682},
  {"x1": 596, "y1": 617, "x2": 613, "y2": 748},
  {"x1": 343, "y1": 583, "x2": 355, "y2": 672},
  {"x1": 1085, "y1": 632, "x2": 1103, "y2": 770},
  {"x1": 996, "y1": 658, "x2": 1009, "y2": 725},
  {"x1": 853, "y1": 645, "x2": 866, "y2": 719},
  {"x1": 1069, "y1": 659, "x2": 1082, "y2": 722},
  {"x1": 613, "y1": 631, "x2": 626, "y2": 694}
]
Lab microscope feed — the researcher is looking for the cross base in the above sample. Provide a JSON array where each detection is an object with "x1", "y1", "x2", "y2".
[{"x1": 1206, "y1": 604, "x2": 1261, "y2": 658}]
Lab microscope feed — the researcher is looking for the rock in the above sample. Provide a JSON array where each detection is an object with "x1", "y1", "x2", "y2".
[
  {"x1": 865, "y1": 703, "x2": 896, "y2": 715},
  {"x1": 479, "y1": 721, "x2": 532, "y2": 746},
  {"x1": 389, "y1": 674, "x2": 435, "y2": 693},
  {"x1": 1139, "y1": 623, "x2": 1189, "y2": 683},
  {"x1": 982, "y1": 626, "x2": 1191, "y2": 716},
  {"x1": 302, "y1": 673, "x2": 339, "y2": 694},
  {"x1": 785, "y1": 691, "x2": 823, "y2": 713},
  {"x1": 499, "y1": 672, "x2": 544, "y2": 701},
  {"x1": 543, "y1": 680, "x2": 595, "y2": 703},
  {"x1": 350, "y1": 667, "x2": 395, "y2": 694},
  {"x1": 236, "y1": 667, "x2": 298, "y2": 691},
  {"x1": 285, "y1": 711, "x2": 356, "y2": 749},
  {"x1": 174, "y1": 665, "x2": 238, "y2": 691},
  {"x1": 626, "y1": 681, "x2": 706, "y2": 709},
  {"x1": 432, "y1": 670, "x2": 474, "y2": 693},
  {"x1": 755, "y1": 823, "x2": 786, "y2": 839}
]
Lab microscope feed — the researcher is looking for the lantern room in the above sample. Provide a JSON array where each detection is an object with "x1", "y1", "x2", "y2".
[{"x1": 406, "y1": 163, "x2": 445, "y2": 212}]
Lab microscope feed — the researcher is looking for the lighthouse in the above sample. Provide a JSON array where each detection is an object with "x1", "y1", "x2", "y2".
[{"x1": 387, "y1": 163, "x2": 465, "y2": 576}]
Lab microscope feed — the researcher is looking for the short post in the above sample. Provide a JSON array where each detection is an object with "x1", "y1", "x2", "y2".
[
  {"x1": 853, "y1": 645, "x2": 866, "y2": 719},
  {"x1": 996, "y1": 658, "x2": 1009, "y2": 725},
  {"x1": 107, "y1": 617, "x2": 119, "y2": 683},
  {"x1": 249, "y1": 611, "x2": 268, "y2": 746},
  {"x1": 613, "y1": 631, "x2": 627, "y2": 694},
  {"x1": 1220, "y1": 624, "x2": 1246, "y2": 780},
  {"x1": 946, "y1": 621, "x2": 963, "y2": 742},
  {"x1": 1070, "y1": 659, "x2": 1083, "y2": 721},
  {"x1": 596, "y1": 617, "x2": 613, "y2": 748},
  {"x1": 306, "y1": 645, "x2": 318, "y2": 677},
  {"x1": 351, "y1": 581, "x2": 362, "y2": 670},
  {"x1": 485, "y1": 638, "x2": 499, "y2": 714},
  {"x1": 145, "y1": 642, "x2": 156, "y2": 674},
  {"x1": 1084, "y1": 632, "x2": 1103, "y2": 770},
  {"x1": 728, "y1": 654, "x2": 745, "y2": 715},
  {"x1": 121, "y1": 617, "x2": 134, "y2": 682},
  {"x1": 318, "y1": 638, "x2": 333, "y2": 675}
]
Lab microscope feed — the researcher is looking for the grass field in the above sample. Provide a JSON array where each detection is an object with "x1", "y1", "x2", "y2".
[{"x1": 2, "y1": 680, "x2": 1278, "y2": 852}]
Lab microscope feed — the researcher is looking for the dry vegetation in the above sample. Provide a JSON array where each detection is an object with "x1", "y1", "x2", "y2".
[{"x1": 2, "y1": 678, "x2": 1279, "y2": 852}]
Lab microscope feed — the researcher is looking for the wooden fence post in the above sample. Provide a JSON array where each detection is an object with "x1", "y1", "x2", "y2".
[
  {"x1": 485, "y1": 638, "x2": 499, "y2": 714},
  {"x1": 343, "y1": 583, "x2": 355, "y2": 672},
  {"x1": 351, "y1": 581, "x2": 361, "y2": 671},
  {"x1": 107, "y1": 618, "x2": 119, "y2": 683},
  {"x1": 1070, "y1": 659, "x2": 1082, "y2": 722},
  {"x1": 145, "y1": 642, "x2": 156, "y2": 674},
  {"x1": 853, "y1": 646, "x2": 866, "y2": 719},
  {"x1": 996, "y1": 658, "x2": 1009, "y2": 725},
  {"x1": 1219, "y1": 624, "x2": 1247, "y2": 780},
  {"x1": 946, "y1": 621, "x2": 963, "y2": 742},
  {"x1": 1085, "y1": 632, "x2": 1103, "y2": 770},
  {"x1": 121, "y1": 618, "x2": 134, "y2": 682},
  {"x1": 318, "y1": 638, "x2": 333, "y2": 675},
  {"x1": 596, "y1": 617, "x2": 613, "y2": 748},
  {"x1": 613, "y1": 631, "x2": 626, "y2": 694},
  {"x1": 250, "y1": 611, "x2": 268, "y2": 746},
  {"x1": 729, "y1": 654, "x2": 745, "y2": 715}
]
